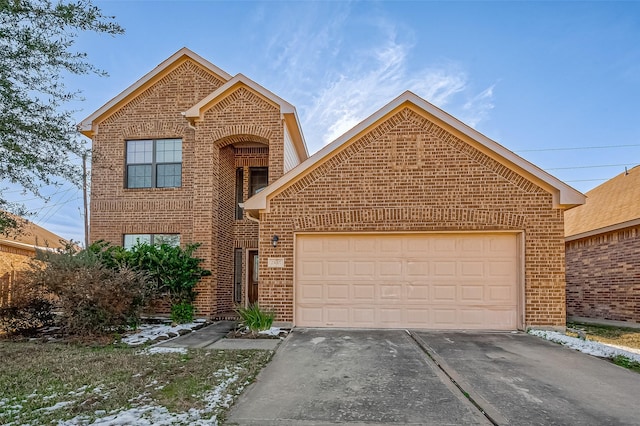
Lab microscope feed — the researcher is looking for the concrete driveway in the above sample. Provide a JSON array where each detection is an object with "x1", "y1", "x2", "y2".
[{"x1": 226, "y1": 329, "x2": 640, "y2": 425}]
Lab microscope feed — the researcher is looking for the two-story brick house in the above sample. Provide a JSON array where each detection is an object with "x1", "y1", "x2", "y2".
[
  {"x1": 82, "y1": 48, "x2": 585, "y2": 330},
  {"x1": 80, "y1": 48, "x2": 307, "y2": 316}
]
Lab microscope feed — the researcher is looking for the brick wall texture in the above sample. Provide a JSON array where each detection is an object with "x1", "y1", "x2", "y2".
[
  {"x1": 90, "y1": 56, "x2": 568, "y2": 328},
  {"x1": 566, "y1": 225, "x2": 640, "y2": 324},
  {"x1": 258, "y1": 107, "x2": 567, "y2": 328},
  {"x1": 90, "y1": 59, "x2": 281, "y2": 316}
]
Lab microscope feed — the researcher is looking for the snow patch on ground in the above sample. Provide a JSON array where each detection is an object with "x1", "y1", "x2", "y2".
[
  {"x1": 58, "y1": 368, "x2": 242, "y2": 426},
  {"x1": 122, "y1": 321, "x2": 205, "y2": 346},
  {"x1": 258, "y1": 326, "x2": 285, "y2": 337},
  {"x1": 529, "y1": 329, "x2": 640, "y2": 363},
  {"x1": 142, "y1": 346, "x2": 188, "y2": 355}
]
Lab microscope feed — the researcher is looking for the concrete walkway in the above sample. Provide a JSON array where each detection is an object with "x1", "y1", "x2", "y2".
[{"x1": 154, "y1": 321, "x2": 280, "y2": 350}]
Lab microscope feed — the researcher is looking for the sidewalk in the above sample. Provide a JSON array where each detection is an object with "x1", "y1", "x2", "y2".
[{"x1": 154, "y1": 321, "x2": 281, "y2": 350}]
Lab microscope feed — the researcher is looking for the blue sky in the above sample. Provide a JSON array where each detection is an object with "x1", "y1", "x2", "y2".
[{"x1": 4, "y1": 1, "x2": 640, "y2": 243}]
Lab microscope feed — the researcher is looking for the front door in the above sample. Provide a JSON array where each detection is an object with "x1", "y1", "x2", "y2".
[{"x1": 248, "y1": 251, "x2": 259, "y2": 304}]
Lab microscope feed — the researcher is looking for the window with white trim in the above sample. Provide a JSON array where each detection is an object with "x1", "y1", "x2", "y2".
[
  {"x1": 126, "y1": 139, "x2": 182, "y2": 188},
  {"x1": 123, "y1": 234, "x2": 180, "y2": 250}
]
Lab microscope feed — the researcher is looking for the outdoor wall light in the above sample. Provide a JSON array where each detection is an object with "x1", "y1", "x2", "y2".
[{"x1": 271, "y1": 235, "x2": 279, "y2": 247}]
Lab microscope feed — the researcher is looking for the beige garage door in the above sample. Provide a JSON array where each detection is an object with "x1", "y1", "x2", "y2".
[{"x1": 295, "y1": 233, "x2": 519, "y2": 330}]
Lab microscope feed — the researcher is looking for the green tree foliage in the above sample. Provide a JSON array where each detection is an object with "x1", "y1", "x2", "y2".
[{"x1": 0, "y1": 0, "x2": 123, "y2": 233}]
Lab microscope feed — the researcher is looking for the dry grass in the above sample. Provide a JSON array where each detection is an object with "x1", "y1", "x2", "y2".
[
  {"x1": 0, "y1": 341, "x2": 272, "y2": 424},
  {"x1": 567, "y1": 322, "x2": 640, "y2": 350}
]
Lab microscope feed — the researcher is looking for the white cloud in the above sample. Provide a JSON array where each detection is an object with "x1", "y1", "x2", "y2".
[
  {"x1": 298, "y1": 33, "x2": 494, "y2": 151},
  {"x1": 461, "y1": 84, "x2": 496, "y2": 128}
]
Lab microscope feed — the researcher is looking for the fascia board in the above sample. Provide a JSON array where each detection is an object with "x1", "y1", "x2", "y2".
[
  {"x1": 565, "y1": 218, "x2": 640, "y2": 241},
  {"x1": 0, "y1": 239, "x2": 56, "y2": 252},
  {"x1": 79, "y1": 47, "x2": 231, "y2": 136}
]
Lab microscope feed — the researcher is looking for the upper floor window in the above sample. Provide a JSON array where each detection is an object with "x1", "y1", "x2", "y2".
[
  {"x1": 123, "y1": 233, "x2": 180, "y2": 250},
  {"x1": 249, "y1": 167, "x2": 268, "y2": 196},
  {"x1": 126, "y1": 139, "x2": 182, "y2": 188}
]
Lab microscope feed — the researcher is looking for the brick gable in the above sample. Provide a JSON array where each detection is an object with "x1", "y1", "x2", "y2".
[{"x1": 257, "y1": 107, "x2": 566, "y2": 327}]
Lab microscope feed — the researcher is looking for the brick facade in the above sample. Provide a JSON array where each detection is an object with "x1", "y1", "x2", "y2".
[
  {"x1": 89, "y1": 58, "x2": 289, "y2": 316},
  {"x1": 566, "y1": 225, "x2": 640, "y2": 323},
  {"x1": 257, "y1": 107, "x2": 567, "y2": 328},
  {"x1": 88, "y1": 50, "x2": 575, "y2": 328}
]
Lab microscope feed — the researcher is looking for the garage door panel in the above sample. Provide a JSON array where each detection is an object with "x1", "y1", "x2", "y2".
[
  {"x1": 407, "y1": 283, "x2": 429, "y2": 301},
  {"x1": 326, "y1": 307, "x2": 350, "y2": 326},
  {"x1": 461, "y1": 261, "x2": 484, "y2": 276},
  {"x1": 433, "y1": 285, "x2": 456, "y2": 302},
  {"x1": 379, "y1": 261, "x2": 402, "y2": 277},
  {"x1": 460, "y1": 285, "x2": 484, "y2": 301},
  {"x1": 406, "y1": 261, "x2": 429, "y2": 277},
  {"x1": 327, "y1": 261, "x2": 349, "y2": 277},
  {"x1": 295, "y1": 234, "x2": 518, "y2": 329},
  {"x1": 353, "y1": 284, "x2": 375, "y2": 301},
  {"x1": 380, "y1": 284, "x2": 402, "y2": 300},
  {"x1": 298, "y1": 283, "x2": 323, "y2": 301},
  {"x1": 434, "y1": 261, "x2": 456, "y2": 276},
  {"x1": 326, "y1": 284, "x2": 349, "y2": 301},
  {"x1": 354, "y1": 261, "x2": 375, "y2": 277},
  {"x1": 300, "y1": 260, "x2": 324, "y2": 278}
]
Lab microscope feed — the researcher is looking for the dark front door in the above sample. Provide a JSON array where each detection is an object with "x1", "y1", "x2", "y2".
[{"x1": 248, "y1": 251, "x2": 259, "y2": 304}]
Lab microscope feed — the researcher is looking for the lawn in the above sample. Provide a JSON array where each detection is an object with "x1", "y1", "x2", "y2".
[
  {"x1": 566, "y1": 322, "x2": 640, "y2": 373},
  {"x1": 0, "y1": 341, "x2": 272, "y2": 425},
  {"x1": 567, "y1": 322, "x2": 640, "y2": 350}
]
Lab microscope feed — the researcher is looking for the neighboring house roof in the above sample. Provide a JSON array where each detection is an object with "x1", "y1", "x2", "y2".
[
  {"x1": 0, "y1": 213, "x2": 69, "y2": 252},
  {"x1": 184, "y1": 73, "x2": 308, "y2": 160},
  {"x1": 79, "y1": 47, "x2": 233, "y2": 137},
  {"x1": 565, "y1": 165, "x2": 640, "y2": 240},
  {"x1": 244, "y1": 91, "x2": 585, "y2": 214}
]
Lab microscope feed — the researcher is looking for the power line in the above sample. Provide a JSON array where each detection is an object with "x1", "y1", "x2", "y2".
[
  {"x1": 517, "y1": 144, "x2": 640, "y2": 153},
  {"x1": 546, "y1": 163, "x2": 637, "y2": 171}
]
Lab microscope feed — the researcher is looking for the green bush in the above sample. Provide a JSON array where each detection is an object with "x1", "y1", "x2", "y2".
[
  {"x1": 90, "y1": 241, "x2": 211, "y2": 308},
  {"x1": 235, "y1": 303, "x2": 274, "y2": 332},
  {"x1": 171, "y1": 302, "x2": 195, "y2": 324}
]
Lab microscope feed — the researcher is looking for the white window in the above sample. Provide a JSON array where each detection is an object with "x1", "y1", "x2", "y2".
[
  {"x1": 123, "y1": 234, "x2": 180, "y2": 250},
  {"x1": 126, "y1": 139, "x2": 182, "y2": 188}
]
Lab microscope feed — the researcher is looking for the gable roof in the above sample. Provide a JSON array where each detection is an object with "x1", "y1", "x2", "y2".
[
  {"x1": 244, "y1": 91, "x2": 585, "y2": 213},
  {"x1": 79, "y1": 47, "x2": 232, "y2": 137},
  {"x1": 1, "y1": 212, "x2": 69, "y2": 252},
  {"x1": 565, "y1": 165, "x2": 640, "y2": 240},
  {"x1": 184, "y1": 74, "x2": 308, "y2": 159}
]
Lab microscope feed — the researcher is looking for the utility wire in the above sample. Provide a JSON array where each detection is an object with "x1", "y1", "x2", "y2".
[
  {"x1": 517, "y1": 143, "x2": 640, "y2": 153},
  {"x1": 546, "y1": 163, "x2": 637, "y2": 171}
]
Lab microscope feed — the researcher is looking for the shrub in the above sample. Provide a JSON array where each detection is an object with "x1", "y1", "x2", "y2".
[
  {"x1": 0, "y1": 276, "x2": 55, "y2": 335},
  {"x1": 90, "y1": 241, "x2": 211, "y2": 317},
  {"x1": 171, "y1": 301, "x2": 195, "y2": 324},
  {"x1": 235, "y1": 303, "x2": 274, "y2": 332},
  {"x1": 30, "y1": 248, "x2": 153, "y2": 336}
]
